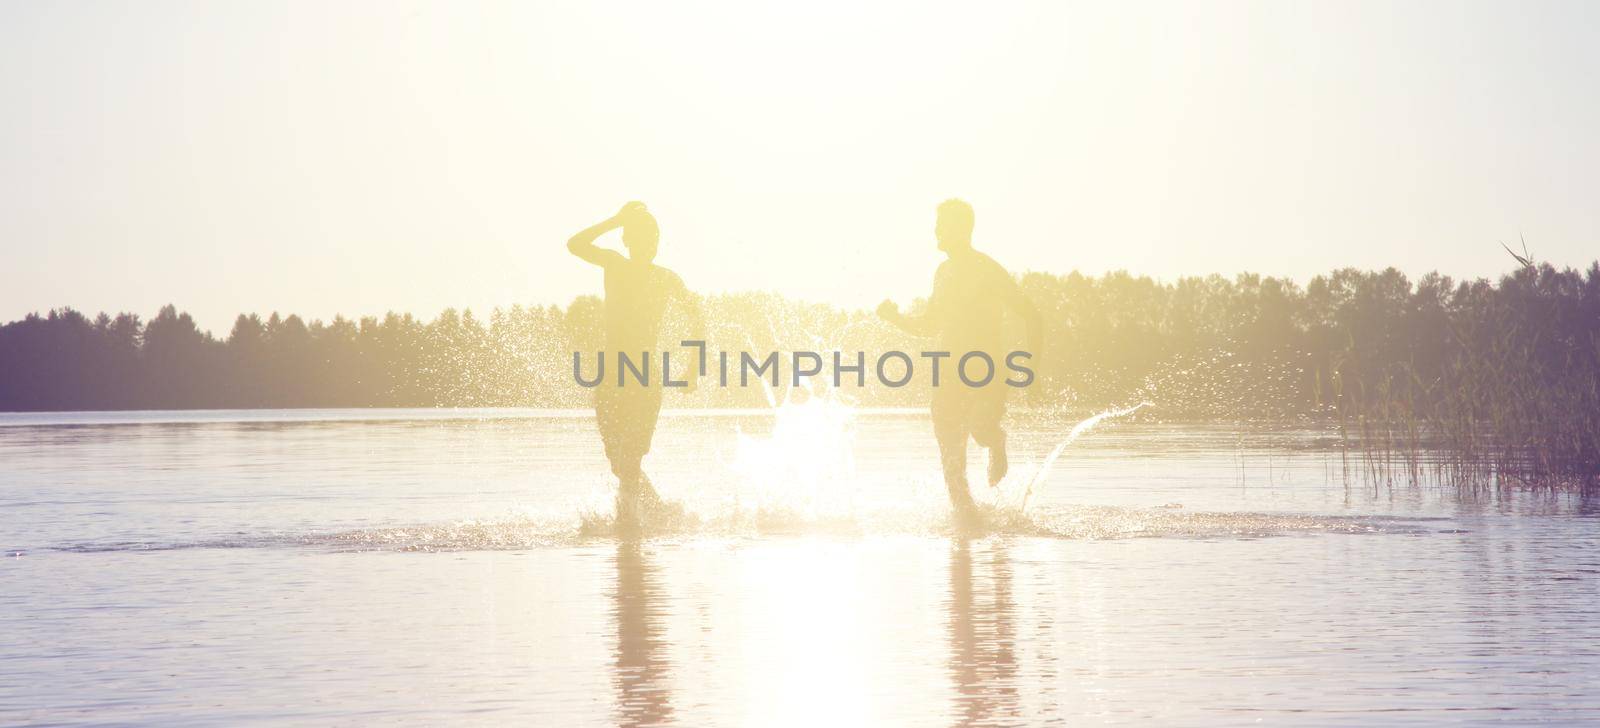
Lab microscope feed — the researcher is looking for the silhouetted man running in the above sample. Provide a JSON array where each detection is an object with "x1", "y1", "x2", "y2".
[
  {"x1": 878, "y1": 199, "x2": 1041, "y2": 520},
  {"x1": 568, "y1": 201, "x2": 703, "y2": 524}
]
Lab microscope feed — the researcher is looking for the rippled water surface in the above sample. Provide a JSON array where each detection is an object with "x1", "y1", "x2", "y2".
[{"x1": 3, "y1": 409, "x2": 1598, "y2": 725}]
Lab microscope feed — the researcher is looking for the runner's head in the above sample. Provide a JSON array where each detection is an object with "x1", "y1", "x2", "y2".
[
  {"x1": 935, "y1": 198, "x2": 974, "y2": 252},
  {"x1": 619, "y1": 203, "x2": 659, "y2": 262}
]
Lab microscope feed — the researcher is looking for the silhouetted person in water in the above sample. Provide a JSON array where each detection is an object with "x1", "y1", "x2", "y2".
[
  {"x1": 569, "y1": 202, "x2": 703, "y2": 524},
  {"x1": 879, "y1": 199, "x2": 1042, "y2": 520}
]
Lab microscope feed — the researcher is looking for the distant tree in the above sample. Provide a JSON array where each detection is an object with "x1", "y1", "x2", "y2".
[{"x1": 141, "y1": 304, "x2": 217, "y2": 408}]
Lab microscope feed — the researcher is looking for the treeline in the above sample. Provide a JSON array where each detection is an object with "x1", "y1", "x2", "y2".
[{"x1": 4, "y1": 263, "x2": 1599, "y2": 475}]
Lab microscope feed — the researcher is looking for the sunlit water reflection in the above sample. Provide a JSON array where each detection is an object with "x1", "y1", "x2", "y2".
[{"x1": 2, "y1": 410, "x2": 1598, "y2": 725}]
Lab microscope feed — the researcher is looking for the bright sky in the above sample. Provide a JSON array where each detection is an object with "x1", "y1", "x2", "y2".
[{"x1": 4, "y1": 1, "x2": 1597, "y2": 334}]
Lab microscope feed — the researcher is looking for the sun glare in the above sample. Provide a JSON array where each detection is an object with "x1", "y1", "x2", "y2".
[{"x1": 731, "y1": 378, "x2": 859, "y2": 519}]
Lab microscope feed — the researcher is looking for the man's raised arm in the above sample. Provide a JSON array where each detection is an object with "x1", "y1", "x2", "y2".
[{"x1": 566, "y1": 206, "x2": 633, "y2": 267}]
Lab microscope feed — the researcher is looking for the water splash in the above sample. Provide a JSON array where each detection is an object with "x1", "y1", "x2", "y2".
[
  {"x1": 740, "y1": 333, "x2": 781, "y2": 409},
  {"x1": 730, "y1": 377, "x2": 858, "y2": 519},
  {"x1": 1018, "y1": 401, "x2": 1151, "y2": 511}
]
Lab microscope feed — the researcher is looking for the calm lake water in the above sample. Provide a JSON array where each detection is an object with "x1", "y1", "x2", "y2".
[{"x1": 2, "y1": 408, "x2": 1598, "y2": 725}]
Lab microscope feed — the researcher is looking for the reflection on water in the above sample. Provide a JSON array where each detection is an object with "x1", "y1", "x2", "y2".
[
  {"x1": 3, "y1": 410, "x2": 1600, "y2": 725},
  {"x1": 613, "y1": 542, "x2": 674, "y2": 727},
  {"x1": 947, "y1": 539, "x2": 1020, "y2": 727}
]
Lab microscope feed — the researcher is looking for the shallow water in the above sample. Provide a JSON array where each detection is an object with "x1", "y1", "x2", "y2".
[{"x1": 2, "y1": 409, "x2": 1598, "y2": 725}]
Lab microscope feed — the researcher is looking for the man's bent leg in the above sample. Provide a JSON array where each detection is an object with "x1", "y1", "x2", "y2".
[
  {"x1": 969, "y1": 385, "x2": 1008, "y2": 486},
  {"x1": 932, "y1": 395, "x2": 977, "y2": 514},
  {"x1": 596, "y1": 392, "x2": 624, "y2": 479},
  {"x1": 631, "y1": 389, "x2": 665, "y2": 506},
  {"x1": 598, "y1": 389, "x2": 655, "y2": 522}
]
